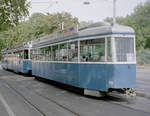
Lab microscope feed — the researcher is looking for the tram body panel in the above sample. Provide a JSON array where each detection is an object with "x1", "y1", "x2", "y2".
[
  {"x1": 22, "y1": 60, "x2": 32, "y2": 73},
  {"x1": 79, "y1": 63, "x2": 107, "y2": 91},
  {"x1": 7, "y1": 60, "x2": 10, "y2": 69},
  {"x1": 32, "y1": 62, "x2": 136, "y2": 92},
  {"x1": 32, "y1": 61, "x2": 80, "y2": 87},
  {"x1": 1, "y1": 42, "x2": 32, "y2": 74},
  {"x1": 13, "y1": 59, "x2": 18, "y2": 72},
  {"x1": 8, "y1": 60, "x2": 13, "y2": 70},
  {"x1": 17, "y1": 60, "x2": 22, "y2": 72},
  {"x1": 105, "y1": 64, "x2": 136, "y2": 89},
  {"x1": 1, "y1": 60, "x2": 6, "y2": 69},
  {"x1": 2, "y1": 60, "x2": 7, "y2": 69},
  {"x1": 4, "y1": 59, "x2": 32, "y2": 73},
  {"x1": 19, "y1": 60, "x2": 24, "y2": 73}
]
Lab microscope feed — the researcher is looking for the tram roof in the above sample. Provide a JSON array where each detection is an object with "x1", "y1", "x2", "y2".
[
  {"x1": 32, "y1": 22, "x2": 135, "y2": 48},
  {"x1": 1, "y1": 42, "x2": 32, "y2": 54},
  {"x1": 79, "y1": 22, "x2": 135, "y2": 37}
]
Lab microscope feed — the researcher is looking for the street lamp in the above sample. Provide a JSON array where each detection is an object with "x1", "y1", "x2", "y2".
[
  {"x1": 83, "y1": 1, "x2": 90, "y2": 5},
  {"x1": 113, "y1": 0, "x2": 116, "y2": 25}
]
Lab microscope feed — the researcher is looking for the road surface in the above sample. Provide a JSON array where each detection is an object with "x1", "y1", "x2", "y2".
[{"x1": 0, "y1": 65, "x2": 150, "y2": 116}]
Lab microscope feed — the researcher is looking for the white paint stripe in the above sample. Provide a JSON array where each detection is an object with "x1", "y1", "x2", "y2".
[
  {"x1": 0, "y1": 94, "x2": 16, "y2": 116},
  {"x1": 32, "y1": 60, "x2": 136, "y2": 64}
]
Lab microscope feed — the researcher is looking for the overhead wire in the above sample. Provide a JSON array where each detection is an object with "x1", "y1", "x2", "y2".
[{"x1": 28, "y1": 0, "x2": 58, "y2": 14}]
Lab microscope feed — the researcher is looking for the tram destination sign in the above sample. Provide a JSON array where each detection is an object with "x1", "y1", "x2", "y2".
[{"x1": 37, "y1": 26, "x2": 78, "y2": 46}]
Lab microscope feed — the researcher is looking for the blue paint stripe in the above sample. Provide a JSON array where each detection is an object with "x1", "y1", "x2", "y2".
[{"x1": 35, "y1": 32, "x2": 135, "y2": 48}]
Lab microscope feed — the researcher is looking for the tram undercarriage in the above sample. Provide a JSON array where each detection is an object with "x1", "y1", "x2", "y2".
[{"x1": 84, "y1": 88, "x2": 136, "y2": 98}]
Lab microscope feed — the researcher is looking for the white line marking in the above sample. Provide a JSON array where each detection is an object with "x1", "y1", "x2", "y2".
[
  {"x1": 32, "y1": 60, "x2": 136, "y2": 64},
  {"x1": 0, "y1": 94, "x2": 16, "y2": 116},
  {"x1": 0, "y1": 65, "x2": 2, "y2": 70}
]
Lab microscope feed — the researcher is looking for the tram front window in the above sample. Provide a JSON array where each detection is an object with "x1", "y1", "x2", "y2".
[
  {"x1": 80, "y1": 38, "x2": 105, "y2": 62},
  {"x1": 115, "y1": 37, "x2": 135, "y2": 62}
]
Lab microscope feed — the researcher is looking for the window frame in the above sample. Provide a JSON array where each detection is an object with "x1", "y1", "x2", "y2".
[
  {"x1": 79, "y1": 37, "x2": 108, "y2": 63},
  {"x1": 112, "y1": 36, "x2": 136, "y2": 62},
  {"x1": 31, "y1": 36, "x2": 114, "y2": 63}
]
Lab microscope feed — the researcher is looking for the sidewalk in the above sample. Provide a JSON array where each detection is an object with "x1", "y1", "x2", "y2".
[{"x1": 136, "y1": 66, "x2": 150, "y2": 99}]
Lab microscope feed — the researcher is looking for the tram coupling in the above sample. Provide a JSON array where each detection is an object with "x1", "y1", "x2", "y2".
[
  {"x1": 108, "y1": 88, "x2": 136, "y2": 98},
  {"x1": 124, "y1": 88, "x2": 136, "y2": 98}
]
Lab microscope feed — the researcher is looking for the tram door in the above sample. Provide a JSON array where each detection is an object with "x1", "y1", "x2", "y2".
[{"x1": 24, "y1": 50, "x2": 29, "y2": 59}]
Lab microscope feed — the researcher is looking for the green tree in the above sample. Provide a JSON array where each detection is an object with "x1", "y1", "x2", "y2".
[
  {"x1": 27, "y1": 12, "x2": 78, "y2": 39},
  {"x1": 105, "y1": 1, "x2": 150, "y2": 49},
  {"x1": 0, "y1": 0, "x2": 30, "y2": 31},
  {"x1": 0, "y1": 12, "x2": 79, "y2": 51}
]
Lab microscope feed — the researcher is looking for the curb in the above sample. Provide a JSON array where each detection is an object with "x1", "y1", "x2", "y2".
[
  {"x1": 136, "y1": 92, "x2": 150, "y2": 99},
  {"x1": 136, "y1": 65, "x2": 150, "y2": 69}
]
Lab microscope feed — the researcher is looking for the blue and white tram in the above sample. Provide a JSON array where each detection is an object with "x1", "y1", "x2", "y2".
[
  {"x1": 1, "y1": 42, "x2": 32, "y2": 74},
  {"x1": 31, "y1": 22, "x2": 136, "y2": 96}
]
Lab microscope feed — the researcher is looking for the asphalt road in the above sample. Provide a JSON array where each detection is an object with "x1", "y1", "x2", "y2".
[
  {"x1": 0, "y1": 66, "x2": 150, "y2": 116},
  {"x1": 136, "y1": 67, "x2": 150, "y2": 94}
]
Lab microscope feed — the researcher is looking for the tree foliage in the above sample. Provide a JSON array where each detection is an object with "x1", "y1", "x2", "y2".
[
  {"x1": 1, "y1": 0, "x2": 150, "y2": 62},
  {"x1": 0, "y1": 12, "x2": 79, "y2": 51},
  {"x1": 105, "y1": 0, "x2": 150, "y2": 49},
  {"x1": 0, "y1": 0, "x2": 30, "y2": 31}
]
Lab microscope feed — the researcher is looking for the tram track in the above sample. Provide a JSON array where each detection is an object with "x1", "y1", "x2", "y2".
[
  {"x1": 24, "y1": 80, "x2": 150, "y2": 115},
  {"x1": 1, "y1": 72, "x2": 150, "y2": 116},
  {"x1": 101, "y1": 94, "x2": 150, "y2": 115},
  {"x1": 31, "y1": 90, "x2": 81, "y2": 116},
  {"x1": 20, "y1": 79, "x2": 150, "y2": 115},
  {"x1": 1, "y1": 79, "x2": 81, "y2": 116},
  {"x1": 0, "y1": 79, "x2": 47, "y2": 116}
]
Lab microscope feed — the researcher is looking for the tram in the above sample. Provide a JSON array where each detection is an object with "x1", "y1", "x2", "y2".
[
  {"x1": 30, "y1": 22, "x2": 136, "y2": 97},
  {"x1": 1, "y1": 42, "x2": 32, "y2": 74}
]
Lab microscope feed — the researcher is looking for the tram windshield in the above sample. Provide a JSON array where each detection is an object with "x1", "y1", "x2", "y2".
[{"x1": 115, "y1": 37, "x2": 135, "y2": 62}]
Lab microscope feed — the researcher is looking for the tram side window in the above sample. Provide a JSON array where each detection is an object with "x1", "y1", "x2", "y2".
[
  {"x1": 39, "y1": 47, "x2": 51, "y2": 61},
  {"x1": 68, "y1": 41, "x2": 78, "y2": 62},
  {"x1": 44, "y1": 46, "x2": 51, "y2": 61},
  {"x1": 31, "y1": 49, "x2": 37, "y2": 60},
  {"x1": 59, "y1": 43, "x2": 68, "y2": 61},
  {"x1": 30, "y1": 50, "x2": 34, "y2": 60},
  {"x1": 34, "y1": 49, "x2": 39, "y2": 61},
  {"x1": 40, "y1": 48, "x2": 45, "y2": 61},
  {"x1": 14, "y1": 51, "x2": 23, "y2": 60},
  {"x1": 80, "y1": 38, "x2": 105, "y2": 62},
  {"x1": 19, "y1": 52, "x2": 24, "y2": 59},
  {"x1": 107, "y1": 38, "x2": 112, "y2": 62},
  {"x1": 52, "y1": 45, "x2": 59, "y2": 61}
]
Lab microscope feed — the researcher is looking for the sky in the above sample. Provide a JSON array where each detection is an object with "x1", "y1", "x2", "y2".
[{"x1": 27, "y1": 0, "x2": 147, "y2": 22}]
